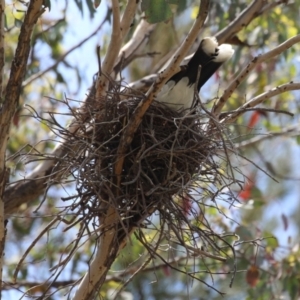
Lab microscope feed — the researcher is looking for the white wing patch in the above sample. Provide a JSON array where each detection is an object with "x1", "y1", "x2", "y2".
[{"x1": 156, "y1": 77, "x2": 195, "y2": 111}]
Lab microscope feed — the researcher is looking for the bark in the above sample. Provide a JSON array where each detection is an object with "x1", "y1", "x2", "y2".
[
  {"x1": 0, "y1": 0, "x2": 45, "y2": 296},
  {"x1": 0, "y1": 0, "x2": 5, "y2": 293}
]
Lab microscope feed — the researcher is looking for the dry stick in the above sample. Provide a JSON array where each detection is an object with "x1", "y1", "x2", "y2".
[
  {"x1": 4, "y1": 252, "x2": 244, "y2": 292},
  {"x1": 114, "y1": 0, "x2": 210, "y2": 188},
  {"x1": 140, "y1": 235, "x2": 226, "y2": 296},
  {"x1": 4, "y1": 253, "x2": 236, "y2": 291},
  {"x1": 213, "y1": 34, "x2": 300, "y2": 117},
  {"x1": 220, "y1": 107, "x2": 294, "y2": 120},
  {"x1": 170, "y1": 222, "x2": 226, "y2": 262}
]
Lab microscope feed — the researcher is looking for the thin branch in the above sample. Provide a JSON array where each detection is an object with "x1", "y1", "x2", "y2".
[
  {"x1": 22, "y1": 11, "x2": 111, "y2": 87},
  {"x1": 235, "y1": 124, "x2": 300, "y2": 149},
  {"x1": 258, "y1": 0, "x2": 289, "y2": 16},
  {"x1": 114, "y1": 0, "x2": 210, "y2": 186},
  {"x1": 4, "y1": 141, "x2": 71, "y2": 216},
  {"x1": 213, "y1": 34, "x2": 300, "y2": 116},
  {"x1": 13, "y1": 217, "x2": 59, "y2": 283},
  {"x1": 220, "y1": 107, "x2": 294, "y2": 120},
  {"x1": 221, "y1": 82, "x2": 300, "y2": 123},
  {"x1": 215, "y1": 0, "x2": 266, "y2": 44},
  {"x1": 113, "y1": 19, "x2": 156, "y2": 76}
]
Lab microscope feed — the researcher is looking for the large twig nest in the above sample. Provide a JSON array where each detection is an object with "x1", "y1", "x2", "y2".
[{"x1": 57, "y1": 82, "x2": 233, "y2": 230}]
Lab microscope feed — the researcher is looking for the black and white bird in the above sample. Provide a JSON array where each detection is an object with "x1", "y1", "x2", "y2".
[{"x1": 156, "y1": 37, "x2": 234, "y2": 111}]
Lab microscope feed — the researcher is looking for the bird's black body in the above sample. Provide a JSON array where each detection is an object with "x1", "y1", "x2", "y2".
[{"x1": 157, "y1": 37, "x2": 234, "y2": 110}]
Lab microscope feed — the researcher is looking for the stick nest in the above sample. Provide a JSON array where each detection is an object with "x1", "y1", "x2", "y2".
[{"x1": 56, "y1": 83, "x2": 234, "y2": 232}]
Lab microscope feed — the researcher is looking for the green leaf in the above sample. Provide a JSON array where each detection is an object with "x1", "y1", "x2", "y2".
[
  {"x1": 141, "y1": 0, "x2": 173, "y2": 23},
  {"x1": 265, "y1": 235, "x2": 279, "y2": 249},
  {"x1": 56, "y1": 71, "x2": 65, "y2": 83},
  {"x1": 4, "y1": 13, "x2": 7, "y2": 30}
]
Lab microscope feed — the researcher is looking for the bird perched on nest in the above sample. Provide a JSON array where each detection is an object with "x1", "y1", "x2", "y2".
[{"x1": 156, "y1": 37, "x2": 234, "y2": 111}]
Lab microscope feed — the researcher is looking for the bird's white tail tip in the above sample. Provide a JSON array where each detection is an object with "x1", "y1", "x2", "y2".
[{"x1": 215, "y1": 44, "x2": 235, "y2": 62}]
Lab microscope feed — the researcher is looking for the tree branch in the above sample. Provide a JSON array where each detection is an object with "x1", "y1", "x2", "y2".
[
  {"x1": 213, "y1": 34, "x2": 300, "y2": 116},
  {"x1": 113, "y1": 18, "x2": 156, "y2": 76},
  {"x1": 235, "y1": 124, "x2": 300, "y2": 149},
  {"x1": 1, "y1": 0, "x2": 45, "y2": 215},
  {"x1": 0, "y1": 0, "x2": 5, "y2": 291},
  {"x1": 258, "y1": 0, "x2": 289, "y2": 16},
  {"x1": 215, "y1": 0, "x2": 266, "y2": 44},
  {"x1": 0, "y1": 0, "x2": 4, "y2": 99},
  {"x1": 120, "y1": 0, "x2": 139, "y2": 40},
  {"x1": 114, "y1": 0, "x2": 210, "y2": 186},
  {"x1": 72, "y1": 206, "x2": 134, "y2": 300},
  {"x1": 221, "y1": 82, "x2": 300, "y2": 123},
  {"x1": 1, "y1": 0, "x2": 45, "y2": 163}
]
